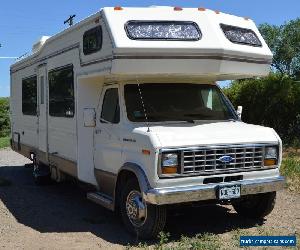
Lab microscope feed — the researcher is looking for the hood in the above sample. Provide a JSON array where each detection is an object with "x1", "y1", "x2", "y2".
[{"x1": 140, "y1": 121, "x2": 279, "y2": 148}]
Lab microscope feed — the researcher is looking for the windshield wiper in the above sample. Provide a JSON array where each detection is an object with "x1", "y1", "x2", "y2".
[{"x1": 135, "y1": 114, "x2": 195, "y2": 123}]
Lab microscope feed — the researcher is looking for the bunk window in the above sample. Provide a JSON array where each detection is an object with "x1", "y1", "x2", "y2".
[
  {"x1": 125, "y1": 21, "x2": 201, "y2": 40},
  {"x1": 83, "y1": 26, "x2": 102, "y2": 55},
  {"x1": 220, "y1": 24, "x2": 262, "y2": 47},
  {"x1": 49, "y1": 65, "x2": 74, "y2": 118},
  {"x1": 22, "y1": 76, "x2": 37, "y2": 116}
]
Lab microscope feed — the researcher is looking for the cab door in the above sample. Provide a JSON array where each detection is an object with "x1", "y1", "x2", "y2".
[{"x1": 93, "y1": 85, "x2": 122, "y2": 177}]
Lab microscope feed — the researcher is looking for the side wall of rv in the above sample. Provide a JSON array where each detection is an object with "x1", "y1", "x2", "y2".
[{"x1": 10, "y1": 13, "x2": 113, "y2": 184}]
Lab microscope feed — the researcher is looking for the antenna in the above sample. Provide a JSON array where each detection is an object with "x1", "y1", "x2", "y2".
[
  {"x1": 16, "y1": 52, "x2": 29, "y2": 61},
  {"x1": 136, "y1": 77, "x2": 150, "y2": 132},
  {"x1": 64, "y1": 15, "x2": 76, "y2": 27}
]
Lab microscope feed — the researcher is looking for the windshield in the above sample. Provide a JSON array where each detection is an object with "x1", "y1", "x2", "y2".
[{"x1": 124, "y1": 83, "x2": 237, "y2": 122}]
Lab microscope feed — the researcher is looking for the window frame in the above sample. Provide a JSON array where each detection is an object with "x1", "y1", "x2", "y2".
[
  {"x1": 48, "y1": 64, "x2": 75, "y2": 118},
  {"x1": 40, "y1": 75, "x2": 45, "y2": 105},
  {"x1": 123, "y1": 83, "x2": 238, "y2": 123},
  {"x1": 125, "y1": 20, "x2": 202, "y2": 41},
  {"x1": 100, "y1": 88, "x2": 120, "y2": 124},
  {"x1": 83, "y1": 26, "x2": 103, "y2": 55},
  {"x1": 22, "y1": 75, "x2": 37, "y2": 116},
  {"x1": 220, "y1": 23, "x2": 262, "y2": 47}
]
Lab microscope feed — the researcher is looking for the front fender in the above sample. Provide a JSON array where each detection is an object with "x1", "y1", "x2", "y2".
[{"x1": 118, "y1": 163, "x2": 152, "y2": 196}]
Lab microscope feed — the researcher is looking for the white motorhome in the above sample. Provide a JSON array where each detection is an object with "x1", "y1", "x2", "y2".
[{"x1": 10, "y1": 6, "x2": 285, "y2": 239}]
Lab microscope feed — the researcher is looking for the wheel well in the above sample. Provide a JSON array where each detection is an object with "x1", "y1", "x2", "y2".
[{"x1": 115, "y1": 170, "x2": 138, "y2": 209}]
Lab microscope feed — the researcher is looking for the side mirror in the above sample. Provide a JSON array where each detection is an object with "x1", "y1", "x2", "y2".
[
  {"x1": 237, "y1": 106, "x2": 243, "y2": 120},
  {"x1": 83, "y1": 108, "x2": 96, "y2": 127}
]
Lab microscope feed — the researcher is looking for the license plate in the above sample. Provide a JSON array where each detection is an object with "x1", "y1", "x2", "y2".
[{"x1": 218, "y1": 184, "x2": 241, "y2": 200}]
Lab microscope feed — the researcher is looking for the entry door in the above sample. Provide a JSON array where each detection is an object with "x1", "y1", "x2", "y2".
[
  {"x1": 94, "y1": 85, "x2": 122, "y2": 174},
  {"x1": 37, "y1": 66, "x2": 48, "y2": 155}
]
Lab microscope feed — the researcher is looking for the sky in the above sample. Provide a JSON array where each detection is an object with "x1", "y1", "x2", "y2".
[{"x1": 0, "y1": 0, "x2": 299, "y2": 97}]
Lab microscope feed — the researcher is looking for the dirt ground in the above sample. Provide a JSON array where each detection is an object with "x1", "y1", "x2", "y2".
[{"x1": 0, "y1": 148, "x2": 299, "y2": 250}]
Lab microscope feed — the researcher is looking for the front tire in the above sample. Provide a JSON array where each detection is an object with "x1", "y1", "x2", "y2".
[
  {"x1": 232, "y1": 192, "x2": 276, "y2": 219},
  {"x1": 120, "y1": 178, "x2": 166, "y2": 239}
]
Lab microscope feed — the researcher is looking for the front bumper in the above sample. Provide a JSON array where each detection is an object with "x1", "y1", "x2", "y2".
[{"x1": 143, "y1": 176, "x2": 285, "y2": 205}]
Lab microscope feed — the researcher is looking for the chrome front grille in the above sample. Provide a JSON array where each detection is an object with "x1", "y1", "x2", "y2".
[{"x1": 182, "y1": 145, "x2": 264, "y2": 175}]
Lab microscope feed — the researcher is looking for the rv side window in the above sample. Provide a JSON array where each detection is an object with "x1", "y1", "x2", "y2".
[
  {"x1": 49, "y1": 65, "x2": 74, "y2": 118},
  {"x1": 101, "y1": 88, "x2": 120, "y2": 124},
  {"x1": 83, "y1": 26, "x2": 102, "y2": 55},
  {"x1": 22, "y1": 76, "x2": 37, "y2": 116}
]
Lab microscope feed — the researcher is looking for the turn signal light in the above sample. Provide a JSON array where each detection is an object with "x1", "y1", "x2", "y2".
[
  {"x1": 142, "y1": 149, "x2": 151, "y2": 155},
  {"x1": 162, "y1": 166, "x2": 178, "y2": 174},
  {"x1": 264, "y1": 159, "x2": 276, "y2": 166}
]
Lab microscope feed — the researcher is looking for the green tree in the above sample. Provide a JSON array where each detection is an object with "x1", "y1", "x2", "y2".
[
  {"x1": 224, "y1": 74, "x2": 300, "y2": 144},
  {"x1": 259, "y1": 19, "x2": 300, "y2": 78},
  {"x1": 0, "y1": 97, "x2": 10, "y2": 137}
]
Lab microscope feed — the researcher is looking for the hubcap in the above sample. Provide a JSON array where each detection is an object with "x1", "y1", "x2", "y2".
[{"x1": 126, "y1": 190, "x2": 147, "y2": 227}]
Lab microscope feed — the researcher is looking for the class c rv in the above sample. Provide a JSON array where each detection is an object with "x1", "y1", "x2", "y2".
[{"x1": 10, "y1": 6, "x2": 285, "y2": 239}]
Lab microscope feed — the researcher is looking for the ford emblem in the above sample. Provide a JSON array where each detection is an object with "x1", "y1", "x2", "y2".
[{"x1": 218, "y1": 155, "x2": 234, "y2": 163}]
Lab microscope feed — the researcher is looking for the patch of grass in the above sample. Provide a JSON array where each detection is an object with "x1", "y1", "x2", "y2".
[
  {"x1": 129, "y1": 232, "x2": 221, "y2": 250},
  {"x1": 176, "y1": 233, "x2": 221, "y2": 250},
  {"x1": 158, "y1": 232, "x2": 221, "y2": 250},
  {"x1": 280, "y1": 156, "x2": 300, "y2": 193},
  {"x1": 0, "y1": 136, "x2": 10, "y2": 149}
]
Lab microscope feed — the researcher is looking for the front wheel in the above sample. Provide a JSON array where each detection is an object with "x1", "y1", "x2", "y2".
[
  {"x1": 232, "y1": 192, "x2": 276, "y2": 219},
  {"x1": 120, "y1": 178, "x2": 166, "y2": 239}
]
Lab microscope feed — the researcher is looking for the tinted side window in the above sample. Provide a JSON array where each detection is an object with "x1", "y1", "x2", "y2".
[
  {"x1": 22, "y1": 76, "x2": 37, "y2": 115},
  {"x1": 83, "y1": 26, "x2": 102, "y2": 55},
  {"x1": 101, "y1": 88, "x2": 120, "y2": 124},
  {"x1": 49, "y1": 65, "x2": 74, "y2": 117}
]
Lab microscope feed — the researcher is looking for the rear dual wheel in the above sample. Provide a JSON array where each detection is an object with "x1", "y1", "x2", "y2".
[
  {"x1": 33, "y1": 161, "x2": 51, "y2": 185},
  {"x1": 120, "y1": 178, "x2": 167, "y2": 239}
]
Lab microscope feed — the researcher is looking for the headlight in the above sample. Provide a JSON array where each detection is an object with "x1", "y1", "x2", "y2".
[
  {"x1": 220, "y1": 24, "x2": 262, "y2": 47},
  {"x1": 264, "y1": 146, "x2": 278, "y2": 167},
  {"x1": 161, "y1": 153, "x2": 179, "y2": 174},
  {"x1": 265, "y1": 147, "x2": 277, "y2": 159}
]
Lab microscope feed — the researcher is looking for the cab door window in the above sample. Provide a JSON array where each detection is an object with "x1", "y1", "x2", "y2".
[{"x1": 101, "y1": 88, "x2": 120, "y2": 123}]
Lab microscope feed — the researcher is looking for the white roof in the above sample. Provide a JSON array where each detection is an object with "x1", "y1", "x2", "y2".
[{"x1": 11, "y1": 6, "x2": 273, "y2": 80}]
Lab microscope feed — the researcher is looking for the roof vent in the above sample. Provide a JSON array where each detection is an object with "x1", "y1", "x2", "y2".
[{"x1": 32, "y1": 36, "x2": 51, "y2": 53}]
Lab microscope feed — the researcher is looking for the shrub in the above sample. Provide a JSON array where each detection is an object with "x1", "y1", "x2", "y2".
[
  {"x1": 0, "y1": 97, "x2": 10, "y2": 137},
  {"x1": 223, "y1": 74, "x2": 300, "y2": 145}
]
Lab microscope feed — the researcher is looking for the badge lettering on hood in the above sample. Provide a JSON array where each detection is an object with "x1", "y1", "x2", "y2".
[{"x1": 217, "y1": 155, "x2": 234, "y2": 163}]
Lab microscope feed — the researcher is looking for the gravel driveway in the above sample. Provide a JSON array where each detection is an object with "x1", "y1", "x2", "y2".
[{"x1": 0, "y1": 148, "x2": 299, "y2": 249}]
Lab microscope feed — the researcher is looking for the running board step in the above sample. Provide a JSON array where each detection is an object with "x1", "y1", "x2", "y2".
[{"x1": 87, "y1": 192, "x2": 114, "y2": 211}]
